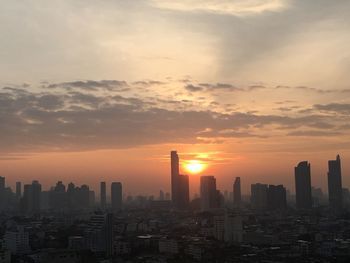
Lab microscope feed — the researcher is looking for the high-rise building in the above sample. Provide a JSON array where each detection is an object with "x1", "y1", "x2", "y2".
[
  {"x1": 85, "y1": 213, "x2": 113, "y2": 257},
  {"x1": 200, "y1": 176, "x2": 219, "y2": 211},
  {"x1": 100, "y1": 182, "x2": 106, "y2": 210},
  {"x1": 295, "y1": 161, "x2": 312, "y2": 209},
  {"x1": 111, "y1": 182, "x2": 122, "y2": 212},
  {"x1": 0, "y1": 176, "x2": 5, "y2": 190},
  {"x1": 16, "y1": 182, "x2": 22, "y2": 199},
  {"x1": 170, "y1": 151, "x2": 190, "y2": 209},
  {"x1": 251, "y1": 183, "x2": 268, "y2": 210},
  {"x1": 328, "y1": 154, "x2": 343, "y2": 210},
  {"x1": 22, "y1": 180, "x2": 42, "y2": 214},
  {"x1": 233, "y1": 177, "x2": 241, "y2": 208},
  {"x1": 171, "y1": 151, "x2": 179, "y2": 206},
  {"x1": 267, "y1": 184, "x2": 287, "y2": 210},
  {"x1": 178, "y1": 174, "x2": 190, "y2": 208}
]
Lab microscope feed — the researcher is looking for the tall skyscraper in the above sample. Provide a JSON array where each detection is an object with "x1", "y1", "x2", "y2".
[
  {"x1": 31, "y1": 180, "x2": 42, "y2": 213},
  {"x1": 22, "y1": 180, "x2": 42, "y2": 214},
  {"x1": 0, "y1": 176, "x2": 5, "y2": 190},
  {"x1": 267, "y1": 184, "x2": 287, "y2": 210},
  {"x1": 295, "y1": 161, "x2": 312, "y2": 209},
  {"x1": 100, "y1": 182, "x2": 106, "y2": 210},
  {"x1": 170, "y1": 151, "x2": 189, "y2": 209},
  {"x1": 251, "y1": 183, "x2": 268, "y2": 210},
  {"x1": 328, "y1": 154, "x2": 343, "y2": 210},
  {"x1": 178, "y1": 174, "x2": 190, "y2": 208},
  {"x1": 200, "y1": 176, "x2": 219, "y2": 211},
  {"x1": 16, "y1": 182, "x2": 22, "y2": 199},
  {"x1": 111, "y1": 182, "x2": 122, "y2": 212},
  {"x1": 171, "y1": 150, "x2": 179, "y2": 205},
  {"x1": 233, "y1": 177, "x2": 241, "y2": 208}
]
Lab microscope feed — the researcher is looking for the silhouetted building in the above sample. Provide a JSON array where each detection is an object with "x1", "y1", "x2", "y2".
[
  {"x1": 16, "y1": 182, "x2": 21, "y2": 199},
  {"x1": 328, "y1": 154, "x2": 343, "y2": 210},
  {"x1": 100, "y1": 182, "x2": 106, "y2": 210},
  {"x1": 251, "y1": 183, "x2": 268, "y2": 210},
  {"x1": 85, "y1": 213, "x2": 113, "y2": 257},
  {"x1": 170, "y1": 151, "x2": 190, "y2": 209},
  {"x1": 200, "y1": 176, "x2": 219, "y2": 211},
  {"x1": 295, "y1": 161, "x2": 312, "y2": 209},
  {"x1": 267, "y1": 184, "x2": 287, "y2": 210},
  {"x1": 22, "y1": 180, "x2": 42, "y2": 214},
  {"x1": 178, "y1": 174, "x2": 190, "y2": 209},
  {"x1": 233, "y1": 177, "x2": 241, "y2": 208},
  {"x1": 49, "y1": 181, "x2": 67, "y2": 211},
  {"x1": 0, "y1": 176, "x2": 5, "y2": 210},
  {"x1": 111, "y1": 182, "x2": 122, "y2": 212}
]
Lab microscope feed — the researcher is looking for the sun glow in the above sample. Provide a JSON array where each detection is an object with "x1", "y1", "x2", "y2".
[{"x1": 184, "y1": 160, "x2": 206, "y2": 174}]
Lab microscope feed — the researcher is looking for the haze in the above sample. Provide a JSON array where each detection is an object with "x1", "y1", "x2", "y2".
[{"x1": 1, "y1": 0, "x2": 350, "y2": 195}]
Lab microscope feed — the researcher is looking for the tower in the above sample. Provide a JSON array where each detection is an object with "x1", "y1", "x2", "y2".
[
  {"x1": 100, "y1": 182, "x2": 106, "y2": 210},
  {"x1": 111, "y1": 182, "x2": 122, "y2": 212},
  {"x1": 295, "y1": 161, "x2": 312, "y2": 209},
  {"x1": 328, "y1": 155, "x2": 343, "y2": 210},
  {"x1": 233, "y1": 177, "x2": 241, "y2": 208}
]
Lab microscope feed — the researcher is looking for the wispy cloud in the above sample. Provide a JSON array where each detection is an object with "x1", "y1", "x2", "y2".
[{"x1": 149, "y1": 0, "x2": 289, "y2": 16}]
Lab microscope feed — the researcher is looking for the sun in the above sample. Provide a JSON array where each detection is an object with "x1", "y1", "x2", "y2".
[{"x1": 183, "y1": 160, "x2": 206, "y2": 174}]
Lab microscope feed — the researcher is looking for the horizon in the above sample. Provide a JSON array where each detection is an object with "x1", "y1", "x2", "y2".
[{"x1": 1, "y1": 0, "x2": 350, "y2": 198}]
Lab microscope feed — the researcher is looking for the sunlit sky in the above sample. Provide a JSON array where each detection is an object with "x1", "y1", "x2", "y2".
[{"x1": 1, "y1": 0, "x2": 350, "y2": 196}]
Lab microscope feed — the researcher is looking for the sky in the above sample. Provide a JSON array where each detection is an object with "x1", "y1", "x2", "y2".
[{"x1": 1, "y1": 0, "x2": 350, "y2": 196}]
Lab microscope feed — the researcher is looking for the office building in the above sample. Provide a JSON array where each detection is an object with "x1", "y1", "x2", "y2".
[
  {"x1": 233, "y1": 177, "x2": 241, "y2": 208},
  {"x1": 267, "y1": 184, "x2": 287, "y2": 210},
  {"x1": 16, "y1": 182, "x2": 21, "y2": 199},
  {"x1": 170, "y1": 151, "x2": 190, "y2": 209},
  {"x1": 251, "y1": 183, "x2": 268, "y2": 210},
  {"x1": 200, "y1": 176, "x2": 219, "y2": 211},
  {"x1": 111, "y1": 182, "x2": 122, "y2": 212},
  {"x1": 295, "y1": 161, "x2": 312, "y2": 209},
  {"x1": 100, "y1": 182, "x2": 106, "y2": 210},
  {"x1": 328, "y1": 154, "x2": 343, "y2": 210}
]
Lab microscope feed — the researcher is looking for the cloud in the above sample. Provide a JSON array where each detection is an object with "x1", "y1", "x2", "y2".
[
  {"x1": 149, "y1": 0, "x2": 289, "y2": 16},
  {"x1": 46, "y1": 80, "x2": 128, "y2": 91},
  {"x1": 1, "y1": 81, "x2": 349, "y2": 154},
  {"x1": 314, "y1": 103, "x2": 350, "y2": 115}
]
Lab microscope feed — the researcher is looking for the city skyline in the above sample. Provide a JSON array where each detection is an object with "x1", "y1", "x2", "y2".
[
  {"x1": 0, "y1": 152, "x2": 346, "y2": 199},
  {"x1": 1, "y1": 1, "x2": 350, "y2": 196}
]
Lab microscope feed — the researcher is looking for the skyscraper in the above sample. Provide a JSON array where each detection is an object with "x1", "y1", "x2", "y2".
[
  {"x1": 171, "y1": 150, "x2": 179, "y2": 205},
  {"x1": 22, "y1": 180, "x2": 42, "y2": 214},
  {"x1": 200, "y1": 176, "x2": 219, "y2": 211},
  {"x1": 251, "y1": 183, "x2": 268, "y2": 210},
  {"x1": 16, "y1": 182, "x2": 22, "y2": 199},
  {"x1": 267, "y1": 184, "x2": 287, "y2": 210},
  {"x1": 0, "y1": 176, "x2": 5, "y2": 190},
  {"x1": 170, "y1": 151, "x2": 189, "y2": 209},
  {"x1": 233, "y1": 177, "x2": 241, "y2": 208},
  {"x1": 111, "y1": 182, "x2": 122, "y2": 212},
  {"x1": 178, "y1": 174, "x2": 190, "y2": 208},
  {"x1": 328, "y1": 154, "x2": 343, "y2": 210},
  {"x1": 100, "y1": 182, "x2": 106, "y2": 210},
  {"x1": 295, "y1": 161, "x2": 312, "y2": 209}
]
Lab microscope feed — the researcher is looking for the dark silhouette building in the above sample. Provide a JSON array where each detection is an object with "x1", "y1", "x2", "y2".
[
  {"x1": 295, "y1": 161, "x2": 312, "y2": 209},
  {"x1": 251, "y1": 183, "x2": 268, "y2": 210},
  {"x1": 170, "y1": 151, "x2": 189, "y2": 209},
  {"x1": 16, "y1": 182, "x2": 21, "y2": 199},
  {"x1": 100, "y1": 182, "x2": 106, "y2": 210},
  {"x1": 200, "y1": 176, "x2": 219, "y2": 211},
  {"x1": 233, "y1": 177, "x2": 241, "y2": 208},
  {"x1": 328, "y1": 154, "x2": 343, "y2": 210},
  {"x1": 22, "y1": 180, "x2": 42, "y2": 214},
  {"x1": 267, "y1": 184, "x2": 287, "y2": 210},
  {"x1": 111, "y1": 182, "x2": 122, "y2": 212}
]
